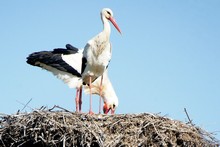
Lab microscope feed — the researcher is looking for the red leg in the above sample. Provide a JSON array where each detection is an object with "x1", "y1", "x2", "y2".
[
  {"x1": 89, "y1": 76, "x2": 93, "y2": 114},
  {"x1": 99, "y1": 75, "x2": 103, "y2": 114},
  {"x1": 79, "y1": 86, "x2": 82, "y2": 112},
  {"x1": 75, "y1": 89, "x2": 80, "y2": 112}
]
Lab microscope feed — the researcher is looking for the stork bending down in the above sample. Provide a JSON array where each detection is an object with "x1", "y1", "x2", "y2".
[{"x1": 84, "y1": 70, "x2": 118, "y2": 114}]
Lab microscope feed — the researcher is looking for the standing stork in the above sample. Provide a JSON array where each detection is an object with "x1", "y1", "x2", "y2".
[{"x1": 82, "y1": 8, "x2": 121, "y2": 114}]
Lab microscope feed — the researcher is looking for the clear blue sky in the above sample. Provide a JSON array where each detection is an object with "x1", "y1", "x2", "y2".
[{"x1": 0, "y1": 1, "x2": 220, "y2": 140}]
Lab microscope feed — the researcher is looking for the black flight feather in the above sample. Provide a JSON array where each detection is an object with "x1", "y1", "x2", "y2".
[{"x1": 27, "y1": 44, "x2": 82, "y2": 77}]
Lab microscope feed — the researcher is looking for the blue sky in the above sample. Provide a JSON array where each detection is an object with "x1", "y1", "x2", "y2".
[{"x1": 0, "y1": 1, "x2": 220, "y2": 140}]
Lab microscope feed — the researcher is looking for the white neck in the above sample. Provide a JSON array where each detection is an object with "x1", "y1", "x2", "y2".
[{"x1": 101, "y1": 14, "x2": 111, "y2": 38}]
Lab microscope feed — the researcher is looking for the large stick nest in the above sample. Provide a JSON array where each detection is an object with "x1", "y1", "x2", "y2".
[{"x1": 0, "y1": 107, "x2": 219, "y2": 147}]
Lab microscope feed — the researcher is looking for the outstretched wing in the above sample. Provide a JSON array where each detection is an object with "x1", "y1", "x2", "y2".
[{"x1": 27, "y1": 44, "x2": 83, "y2": 88}]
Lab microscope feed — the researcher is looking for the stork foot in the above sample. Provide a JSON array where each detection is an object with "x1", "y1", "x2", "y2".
[{"x1": 88, "y1": 110, "x2": 94, "y2": 115}]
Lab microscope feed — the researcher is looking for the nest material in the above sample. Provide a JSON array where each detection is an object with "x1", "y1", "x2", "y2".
[{"x1": 0, "y1": 107, "x2": 219, "y2": 147}]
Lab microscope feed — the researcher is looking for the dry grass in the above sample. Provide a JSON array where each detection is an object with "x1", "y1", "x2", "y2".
[{"x1": 0, "y1": 106, "x2": 219, "y2": 147}]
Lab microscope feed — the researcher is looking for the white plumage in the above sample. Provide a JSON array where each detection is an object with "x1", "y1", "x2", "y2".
[
  {"x1": 84, "y1": 70, "x2": 118, "y2": 114},
  {"x1": 27, "y1": 44, "x2": 118, "y2": 114},
  {"x1": 36, "y1": 62, "x2": 82, "y2": 89},
  {"x1": 81, "y1": 8, "x2": 121, "y2": 114},
  {"x1": 27, "y1": 8, "x2": 121, "y2": 114}
]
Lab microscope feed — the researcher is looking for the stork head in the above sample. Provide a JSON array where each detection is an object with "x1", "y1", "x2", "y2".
[
  {"x1": 102, "y1": 8, "x2": 114, "y2": 19},
  {"x1": 103, "y1": 98, "x2": 119, "y2": 114},
  {"x1": 101, "y1": 8, "x2": 121, "y2": 34}
]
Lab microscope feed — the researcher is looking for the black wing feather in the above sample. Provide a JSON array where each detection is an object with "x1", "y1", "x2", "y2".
[
  {"x1": 52, "y1": 44, "x2": 79, "y2": 54},
  {"x1": 27, "y1": 44, "x2": 82, "y2": 77}
]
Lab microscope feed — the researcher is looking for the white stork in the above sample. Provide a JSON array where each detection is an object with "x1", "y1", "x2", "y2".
[
  {"x1": 26, "y1": 44, "x2": 118, "y2": 114},
  {"x1": 84, "y1": 70, "x2": 118, "y2": 114},
  {"x1": 82, "y1": 8, "x2": 121, "y2": 114}
]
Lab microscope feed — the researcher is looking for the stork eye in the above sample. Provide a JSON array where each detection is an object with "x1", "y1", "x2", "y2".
[
  {"x1": 106, "y1": 11, "x2": 111, "y2": 15},
  {"x1": 113, "y1": 104, "x2": 116, "y2": 109}
]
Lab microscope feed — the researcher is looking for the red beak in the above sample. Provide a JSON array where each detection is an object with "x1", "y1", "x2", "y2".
[
  {"x1": 109, "y1": 17, "x2": 122, "y2": 34},
  {"x1": 103, "y1": 103, "x2": 116, "y2": 114},
  {"x1": 103, "y1": 103, "x2": 110, "y2": 114}
]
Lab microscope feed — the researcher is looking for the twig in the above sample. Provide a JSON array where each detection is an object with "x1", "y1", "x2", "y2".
[
  {"x1": 184, "y1": 108, "x2": 194, "y2": 126},
  {"x1": 16, "y1": 98, "x2": 33, "y2": 111},
  {"x1": 0, "y1": 137, "x2": 6, "y2": 147},
  {"x1": 63, "y1": 135, "x2": 66, "y2": 147},
  {"x1": 49, "y1": 105, "x2": 72, "y2": 113}
]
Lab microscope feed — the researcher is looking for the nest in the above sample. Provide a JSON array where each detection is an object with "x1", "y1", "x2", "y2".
[{"x1": 0, "y1": 106, "x2": 219, "y2": 147}]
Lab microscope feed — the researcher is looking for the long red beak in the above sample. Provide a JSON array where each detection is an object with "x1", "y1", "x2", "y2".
[{"x1": 109, "y1": 17, "x2": 122, "y2": 34}]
